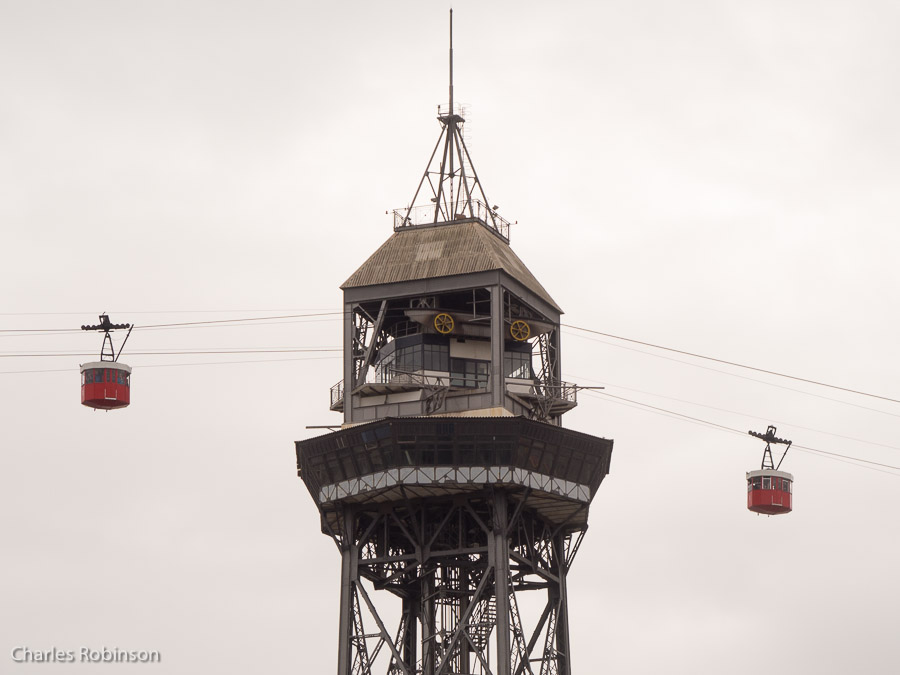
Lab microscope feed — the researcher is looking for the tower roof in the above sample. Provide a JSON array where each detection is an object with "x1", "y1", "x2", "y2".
[{"x1": 341, "y1": 220, "x2": 562, "y2": 313}]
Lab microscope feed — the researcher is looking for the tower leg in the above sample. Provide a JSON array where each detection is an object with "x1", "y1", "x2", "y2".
[
  {"x1": 493, "y1": 491, "x2": 512, "y2": 675},
  {"x1": 554, "y1": 535, "x2": 572, "y2": 675},
  {"x1": 421, "y1": 568, "x2": 435, "y2": 675},
  {"x1": 402, "y1": 596, "x2": 418, "y2": 673},
  {"x1": 337, "y1": 507, "x2": 356, "y2": 675}
]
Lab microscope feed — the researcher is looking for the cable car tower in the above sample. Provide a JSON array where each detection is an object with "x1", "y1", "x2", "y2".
[
  {"x1": 296, "y1": 12, "x2": 613, "y2": 675},
  {"x1": 80, "y1": 313, "x2": 133, "y2": 410},
  {"x1": 746, "y1": 425, "x2": 793, "y2": 515}
]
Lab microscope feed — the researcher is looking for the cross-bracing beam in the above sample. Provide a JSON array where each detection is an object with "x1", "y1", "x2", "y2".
[{"x1": 328, "y1": 490, "x2": 582, "y2": 675}]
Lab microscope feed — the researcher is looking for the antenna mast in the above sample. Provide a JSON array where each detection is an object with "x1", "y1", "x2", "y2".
[
  {"x1": 449, "y1": 8, "x2": 454, "y2": 123},
  {"x1": 396, "y1": 10, "x2": 510, "y2": 240}
]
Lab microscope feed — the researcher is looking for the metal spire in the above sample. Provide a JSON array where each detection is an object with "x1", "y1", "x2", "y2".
[{"x1": 395, "y1": 10, "x2": 510, "y2": 241}]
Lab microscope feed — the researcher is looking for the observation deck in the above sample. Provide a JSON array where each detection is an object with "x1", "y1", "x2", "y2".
[{"x1": 297, "y1": 416, "x2": 612, "y2": 534}]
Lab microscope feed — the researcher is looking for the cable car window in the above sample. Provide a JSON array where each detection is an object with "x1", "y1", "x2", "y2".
[
  {"x1": 783, "y1": 480, "x2": 791, "y2": 494},
  {"x1": 126, "y1": 374, "x2": 130, "y2": 387},
  {"x1": 762, "y1": 477, "x2": 771, "y2": 490},
  {"x1": 85, "y1": 370, "x2": 93, "y2": 384},
  {"x1": 117, "y1": 371, "x2": 124, "y2": 384},
  {"x1": 750, "y1": 477, "x2": 761, "y2": 491},
  {"x1": 96, "y1": 369, "x2": 104, "y2": 383}
]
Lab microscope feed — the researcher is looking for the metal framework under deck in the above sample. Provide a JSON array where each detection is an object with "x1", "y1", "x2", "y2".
[
  {"x1": 297, "y1": 417, "x2": 612, "y2": 675},
  {"x1": 330, "y1": 491, "x2": 581, "y2": 675}
]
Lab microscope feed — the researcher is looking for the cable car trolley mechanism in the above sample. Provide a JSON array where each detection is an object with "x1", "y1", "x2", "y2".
[
  {"x1": 79, "y1": 314, "x2": 134, "y2": 410},
  {"x1": 746, "y1": 425, "x2": 794, "y2": 515}
]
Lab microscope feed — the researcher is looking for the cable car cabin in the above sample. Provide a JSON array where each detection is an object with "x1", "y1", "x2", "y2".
[
  {"x1": 80, "y1": 361, "x2": 131, "y2": 410},
  {"x1": 746, "y1": 469, "x2": 793, "y2": 515}
]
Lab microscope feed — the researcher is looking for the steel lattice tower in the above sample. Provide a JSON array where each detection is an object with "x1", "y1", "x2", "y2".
[{"x1": 296, "y1": 12, "x2": 613, "y2": 675}]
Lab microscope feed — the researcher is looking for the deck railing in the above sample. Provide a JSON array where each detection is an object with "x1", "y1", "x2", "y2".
[
  {"x1": 393, "y1": 199, "x2": 510, "y2": 242},
  {"x1": 330, "y1": 374, "x2": 575, "y2": 410},
  {"x1": 329, "y1": 380, "x2": 344, "y2": 409},
  {"x1": 535, "y1": 380, "x2": 578, "y2": 403}
]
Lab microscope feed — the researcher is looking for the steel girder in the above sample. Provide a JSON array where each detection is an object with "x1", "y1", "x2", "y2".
[{"x1": 328, "y1": 489, "x2": 581, "y2": 675}]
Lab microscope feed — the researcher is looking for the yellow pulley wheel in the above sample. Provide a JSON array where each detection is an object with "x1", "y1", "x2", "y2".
[
  {"x1": 434, "y1": 313, "x2": 454, "y2": 334},
  {"x1": 510, "y1": 320, "x2": 530, "y2": 341}
]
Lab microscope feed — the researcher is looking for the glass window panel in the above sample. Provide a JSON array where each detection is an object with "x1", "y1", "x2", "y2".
[{"x1": 505, "y1": 352, "x2": 533, "y2": 379}]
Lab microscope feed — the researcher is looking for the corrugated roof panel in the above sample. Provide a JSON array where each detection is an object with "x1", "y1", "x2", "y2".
[{"x1": 341, "y1": 221, "x2": 560, "y2": 311}]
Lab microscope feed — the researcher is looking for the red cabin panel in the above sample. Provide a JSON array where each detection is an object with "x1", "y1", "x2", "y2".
[
  {"x1": 746, "y1": 470, "x2": 793, "y2": 516},
  {"x1": 80, "y1": 362, "x2": 131, "y2": 410}
]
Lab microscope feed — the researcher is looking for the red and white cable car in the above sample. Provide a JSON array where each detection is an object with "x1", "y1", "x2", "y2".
[
  {"x1": 79, "y1": 314, "x2": 133, "y2": 410},
  {"x1": 746, "y1": 426, "x2": 793, "y2": 516}
]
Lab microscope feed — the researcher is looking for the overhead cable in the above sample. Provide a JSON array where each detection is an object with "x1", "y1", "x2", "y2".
[
  {"x1": 585, "y1": 390, "x2": 900, "y2": 474},
  {"x1": 564, "y1": 323, "x2": 899, "y2": 405}
]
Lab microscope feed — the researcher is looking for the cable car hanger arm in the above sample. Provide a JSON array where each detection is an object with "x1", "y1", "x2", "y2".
[{"x1": 115, "y1": 324, "x2": 135, "y2": 363}]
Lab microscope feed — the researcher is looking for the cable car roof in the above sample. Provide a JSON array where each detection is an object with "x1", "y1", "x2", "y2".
[
  {"x1": 80, "y1": 361, "x2": 132, "y2": 373},
  {"x1": 746, "y1": 469, "x2": 793, "y2": 480}
]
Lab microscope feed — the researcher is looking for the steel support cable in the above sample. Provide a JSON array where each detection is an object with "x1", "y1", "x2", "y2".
[
  {"x1": 583, "y1": 390, "x2": 900, "y2": 474},
  {"x1": 0, "y1": 308, "x2": 336, "y2": 316},
  {"x1": 0, "y1": 311, "x2": 344, "y2": 335},
  {"x1": 567, "y1": 330, "x2": 900, "y2": 419},
  {"x1": 0, "y1": 317, "x2": 344, "y2": 340},
  {"x1": 0, "y1": 348, "x2": 341, "y2": 358},
  {"x1": 0, "y1": 354, "x2": 341, "y2": 375},
  {"x1": 2, "y1": 305, "x2": 501, "y2": 336},
  {"x1": 566, "y1": 372, "x2": 900, "y2": 453},
  {"x1": 564, "y1": 323, "x2": 900, "y2": 405},
  {"x1": 2, "y1": 306, "x2": 457, "y2": 337}
]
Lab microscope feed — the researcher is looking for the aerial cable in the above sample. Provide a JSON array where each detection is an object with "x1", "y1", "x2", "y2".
[
  {"x1": 3, "y1": 313, "x2": 897, "y2": 407},
  {"x1": 567, "y1": 372, "x2": 900, "y2": 452},
  {"x1": 0, "y1": 348, "x2": 341, "y2": 358},
  {"x1": 566, "y1": 329, "x2": 900, "y2": 419},
  {"x1": 136, "y1": 312, "x2": 342, "y2": 329},
  {"x1": 564, "y1": 323, "x2": 899, "y2": 405},
  {"x1": 0, "y1": 311, "x2": 344, "y2": 335},
  {"x1": 0, "y1": 354, "x2": 342, "y2": 375},
  {"x1": 583, "y1": 390, "x2": 900, "y2": 474},
  {"x1": 0, "y1": 307, "x2": 337, "y2": 316}
]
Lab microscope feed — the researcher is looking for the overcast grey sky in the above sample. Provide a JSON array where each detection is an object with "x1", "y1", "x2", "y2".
[{"x1": 2, "y1": 1, "x2": 899, "y2": 673}]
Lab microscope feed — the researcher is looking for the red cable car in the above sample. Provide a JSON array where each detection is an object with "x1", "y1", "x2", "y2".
[
  {"x1": 80, "y1": 361, "x2": 132, "y2": 409},
  {"x1": 746, "y1": 426, "x2": 793, "y2": 516},
  {"x1": 80, "y1": 314, "x2": 133, "y2": 411},
  {"x1": 746, "y1": 469, "x2": 793, "y2": 515}
]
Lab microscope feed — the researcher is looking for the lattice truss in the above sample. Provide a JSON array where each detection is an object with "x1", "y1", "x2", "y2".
[
  {"x1": 402, "y1": 106, "x2": 493, "y2": 229},
  {"x1": 326, "y1": 490, "x2": 585, "y2": 675}
]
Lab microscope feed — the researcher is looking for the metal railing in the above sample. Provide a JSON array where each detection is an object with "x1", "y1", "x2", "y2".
[
  {"x1": 330, "y1": 380, "x2": 344, "y2": 409},
  {"x1": 330, "y1": 373, "x2": 572, "y2": 410},
  {"x1": 377, "y1": 367, "x2": 489, "y2": 390},
  {"x1": 393, "y1": 199, "x2": 510, "y2": 242},
  {"x1": 535, "y1": 380, "x2": 578, "y2": 404}
]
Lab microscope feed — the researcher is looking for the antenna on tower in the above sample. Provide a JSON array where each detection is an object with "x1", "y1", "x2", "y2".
[
  {"x1": 393, "y1": 10, "x2": 511, "y2": 241},
  {"x1": 449, "y1": 8, "x2": 454, "y2": 118}
]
